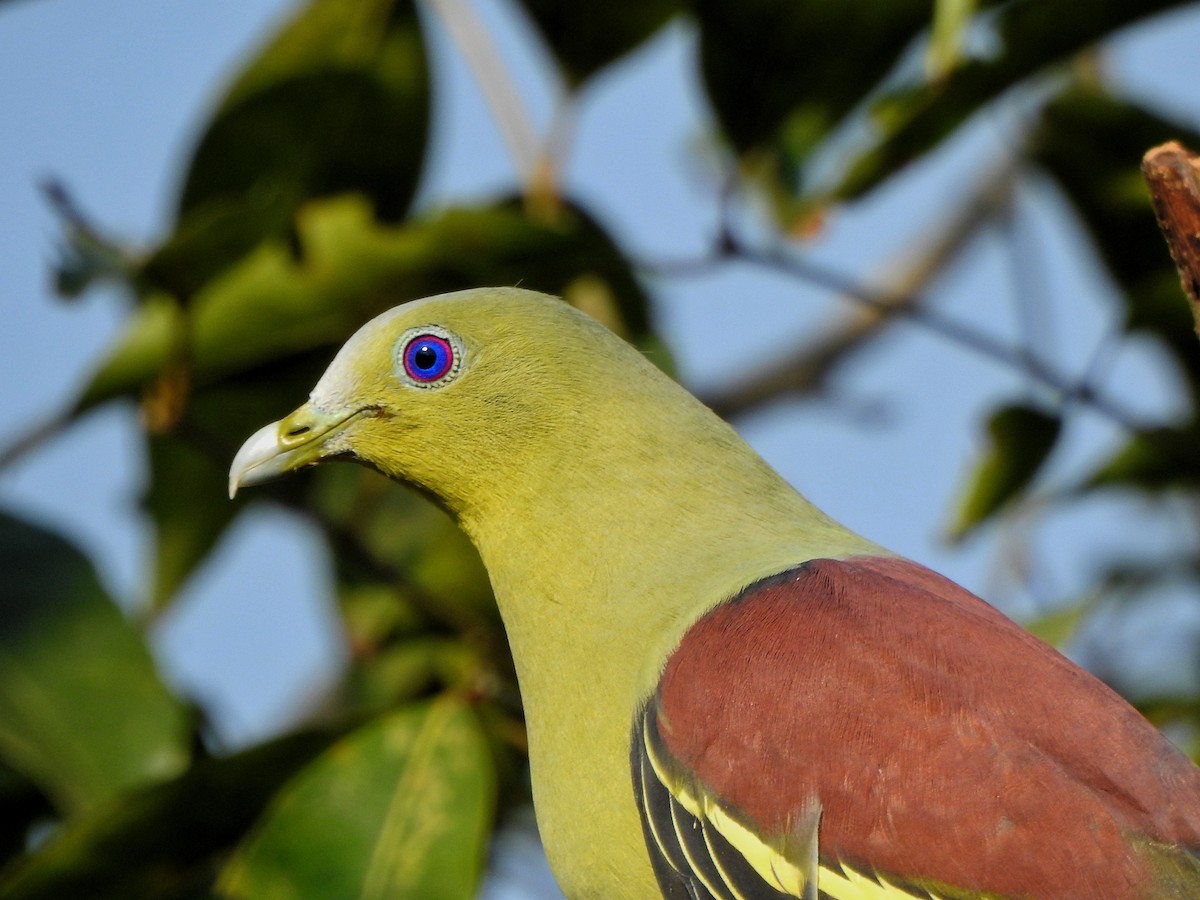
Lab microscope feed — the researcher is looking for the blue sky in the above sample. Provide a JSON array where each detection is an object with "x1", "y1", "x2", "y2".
[{"x1": 5, "y1": 2, "x2": 1200, "y2": 896}]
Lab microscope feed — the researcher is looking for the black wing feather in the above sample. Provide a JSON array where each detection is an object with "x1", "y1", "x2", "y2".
[{"x1": 632, "y1": 703, "x2": 795, "y2": 900}]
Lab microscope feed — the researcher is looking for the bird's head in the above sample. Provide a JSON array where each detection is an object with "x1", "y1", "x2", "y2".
[{"x1": 229, "y1": 286, "x2": 662, "y2": 518}]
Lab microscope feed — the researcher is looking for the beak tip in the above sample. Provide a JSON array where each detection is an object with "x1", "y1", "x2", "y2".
[
  {"x1": 228, "y1": 404, "x2": 354, "y2": 499},
  {"x1": 228, "y1": 420, "x2": 287, "y2": 498}
]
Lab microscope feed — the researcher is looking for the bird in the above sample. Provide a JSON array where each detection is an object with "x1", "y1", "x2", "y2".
[{"x1": 229, "y1": 286, "x2": 1200, "y2": 899}]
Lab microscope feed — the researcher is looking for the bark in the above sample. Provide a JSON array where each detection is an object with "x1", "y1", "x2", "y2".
[{"x1": 1143, "y1": 140, "x2": 1200, "y2": 338}]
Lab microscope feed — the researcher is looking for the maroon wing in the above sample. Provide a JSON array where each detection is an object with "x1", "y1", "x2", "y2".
[{"x1": 634, "y1": 556, "x2": 1200, "y2": 899}]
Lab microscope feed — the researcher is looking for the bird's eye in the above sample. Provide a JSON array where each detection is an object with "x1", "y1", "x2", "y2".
[{"x1": 396, "y1": 327, "x2": 463, "y2": 388}]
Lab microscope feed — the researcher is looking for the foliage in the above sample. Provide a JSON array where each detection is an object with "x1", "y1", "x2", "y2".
[{"x1": 5, "y1": 0, "x2": 1200, "y2": 895}]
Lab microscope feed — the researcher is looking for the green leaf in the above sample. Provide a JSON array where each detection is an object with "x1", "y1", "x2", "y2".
[
  {"x1": 0, "y1": 729, "x2": 341, "y2": 900},
  {"x1": 699, "y1": 0, "x2": 1191, "y2": 224},
  {"x1": 143, "y1": 435, "x2": 238, "y2": 610},
  {"x1": 512, "y1": 0, "x2": 680, "y2": 86},
  {"x1": 1086, "y1": 424, "x2": 1200, "y2": 492},
  {"x1": 219, "y1": 698, "x2": 496, "y2": 900},
  {"x1": 0, "y1": 763, "x2": 51, "y2": 868},
  {"x1": 833, "y1": 0, "x2": 1191, "y2": 202},
  {"x1": 141, "y1": 351, "x2": 331, "y2": 608},
  {"x1": 947, "y1": 404, "x2": 1061, "y2": 541},
  {"x1": 689, "y1": 0, "x2": 932, "y2": 225},
  {"x1": 312, "y1": 467, "x2": 514, "y2": 716},
  {"x1": 191, "y1": 0, "x2": 430, "y2": 221},
  {"x1": 338, "y1": 580, "x2": 428, "y2": 652},
  {"x1": 313, "y1": 467, "x2": 498, "y2": 629},
  {"x1": 77, "y1": 195, "x2": 652, "y2": 413},
  {"x1": 342, "y1": 638, "x2": 481, "y2": 715},
  {"x1": 145, "y1": 0, "x2": 430, "y2": 299},
  {"x1": 926, "y1": 0, "x2": 977, "y2": 83},
  {"x1": 692, "y1": 0, "x2": 930, "y2": 155},
  {"x1": 0, "y1": 510, "x2": 188, "y2": 815},
  {"x1": 1022, "y1": 598, "x2": 1092, "y2": 649},
  {"x1": 1029, "y1": 89, "x2": 1200, "y2": 502}
]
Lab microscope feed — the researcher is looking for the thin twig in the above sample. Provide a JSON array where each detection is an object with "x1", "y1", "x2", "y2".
[
  {"x1": 645, "y1": 234, "x2": 1152, "y2": 436},
  {"x1": 999, "y1": 179, "x2": 1057, "y2": 390},
  {"x1": 424, "y1": 0, "x2": 541, "y2": 185},
  {"x1": 735, "y1": 241, "x2": 1151, "y2": 432},
  {"x1": 687, "y1": 165, "x2": 1015, "y2": 418},
  {"x1": 0, "y1": 409, "x2": 75, "y2": 471}
]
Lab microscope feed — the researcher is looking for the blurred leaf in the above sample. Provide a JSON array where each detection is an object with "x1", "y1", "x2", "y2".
[
  {"x1": 1087, "y1": 423, "x2": 1200, "y2": 492},
  {"x1": 513, "y1": 0, "x2": 680, "y2": 86},
  {"x1": 1136, "y1": 697, "x2": 1200, "y2": 762},
  {"x1": 1031, "y1": 86, "x2": 1200, "y2": 396},
  {"x1": 141, "y1": 351, "x2": 331, "y2": 608},
  {"x1": 834, "y1": 0, "x2": 1190, "y2": 203},
  {"x1": 219, "y1": 698, "x2": 495, "y2": 900},
  {"x1": 703, "y1": 0, "x2": 1190, "y2": 223},
  {"x1": 312, "y1": 467, "x2": 514, "y2": 716},
  {"x1": 339, "y1": 580, "x2": 427, "y2": 653},
  {"x1": 314, "y1": 467, "x2": 497, "y2": 629},
  {"x1": 181, "y1": 0, "x2": 429, "y2": 221},
  {"x1": 145, "y1": 0, "x2": 430, "y2": 299},
  {"x1": 0, "y1": 729, "x2": 341, "y2": 900},
  {"x1": 143, "y1": 435, "x2": 237, "y2": 610},
  {"x1": 1023, "y1": 597, "x2": 1092, "y2": 649},
  {"x1": 342, "y1": 638, "x2": 480, "y2": 714},
  {"x1": 947, "y1": 403, "x2": 1061, "y2": 541},
  {"x1": 77, "y1": 195, "x2": 651, "y2": 413},
  {"x1": 926, "y1": 0, "x2": 977, "y2": 83},
  {"x1": 1030, "y1": 89, "x2": 1200, "y2": 498},
  {"x1": 0, "y1": 510, "x2": 188, "y2": 815},
  {"x1": 0, "y1": 763, "x2": 51, "y2": 868},
  {"x1": 691, "y1": 0, "x2": 930, "y2": 157}
]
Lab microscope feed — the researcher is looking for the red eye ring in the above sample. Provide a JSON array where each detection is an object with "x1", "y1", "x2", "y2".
[{"x1": 396, "y1": 327, "x2": 463, "y2": 388}]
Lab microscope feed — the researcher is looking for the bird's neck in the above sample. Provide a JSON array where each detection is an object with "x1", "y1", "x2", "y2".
[
  {"x1": 462, "y1": 392, "x2": 880, "y2": 692},
  {"x1": 457, "y1": 397, "x2": 880, "y2": 896}
]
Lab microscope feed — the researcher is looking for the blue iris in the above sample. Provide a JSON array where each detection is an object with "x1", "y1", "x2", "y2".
[{"x1": 403, "y1": 334, "x2": 455, "y2": 383}]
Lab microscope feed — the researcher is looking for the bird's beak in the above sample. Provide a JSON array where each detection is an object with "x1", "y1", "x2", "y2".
[{"x1": 228, "y1": 403, "x2": 365, "y2": 498}]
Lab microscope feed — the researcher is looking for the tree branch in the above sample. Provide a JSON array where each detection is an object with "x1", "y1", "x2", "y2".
[
  {"x1": 693, "y1": 167, "x2": 1013, "y2": 419},
  {"x1": 644, "y1": 175, "x2": 1156, "y2": 440},
  {"x1": 1142, "y1": 140, "x2": 1200, "y2": 339}
]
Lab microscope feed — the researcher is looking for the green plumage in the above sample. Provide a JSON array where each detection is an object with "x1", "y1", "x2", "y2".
[{"x1": 230, "y1": 287, "x2": 1200, "y2": 899}]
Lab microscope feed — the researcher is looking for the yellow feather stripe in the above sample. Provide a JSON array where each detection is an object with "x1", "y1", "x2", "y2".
[
  {"x1": 817, "y1": 859, "x2": 941, "y2": 900},
  {"x1": 639, "y1": 720, "x2": 745, "y2": 899},
  {"x1": 642, "y1": 719, "x2": 932, "y2": 899},
  {"x1": 643, "y1": 723, "x2": 809, "y2": 895}
]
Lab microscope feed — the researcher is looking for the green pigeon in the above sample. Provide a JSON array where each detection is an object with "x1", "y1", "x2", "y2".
[{"x1": 231, "y1": 287, "x2": 1200, "y2": 899}]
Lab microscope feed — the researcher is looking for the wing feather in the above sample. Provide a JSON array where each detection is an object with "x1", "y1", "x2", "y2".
[
  {"x1": 634, "y1": 701, "x2": 930, "y2": 899},
  {"x1": 629, "y1": 556, "x2": 1200, "y2": 899}
]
